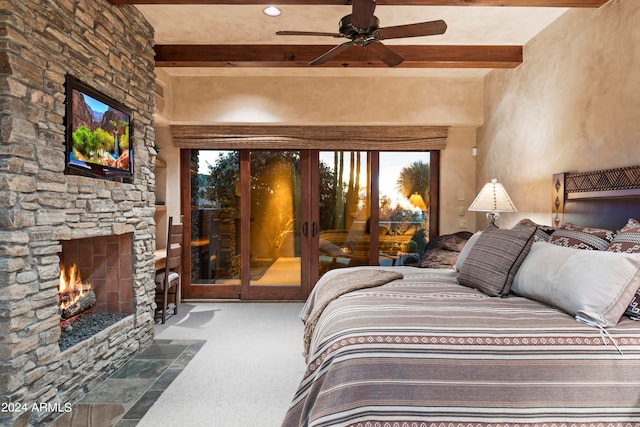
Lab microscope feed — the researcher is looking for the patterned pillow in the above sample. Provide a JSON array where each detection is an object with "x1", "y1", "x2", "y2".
[
  {"x1": 627, "y1": 298, "x2": 640, "y2": 321},
  {"x1": 606, "y1": 218, "x2": 640, "y2": 253},
  {"x1": 455, "y1": 231, "x2": 483, "y2": 272},
  {"x1": 512, "y1": 218, "x2": 556, "y2": 242},
  {"x1": 548, "y1": 223, "x2": 614, "y2": 250},
  {"x1": 457, "y1": 226, "x2": 537, "y2": 297},
  {"x1": 606, "y1": 219, "x2": 640, "y2": 320}
]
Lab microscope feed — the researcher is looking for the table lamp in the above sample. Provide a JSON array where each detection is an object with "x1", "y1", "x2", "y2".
[{"x1": 468, "y1": 178, "x2": 517, "y2": 226}]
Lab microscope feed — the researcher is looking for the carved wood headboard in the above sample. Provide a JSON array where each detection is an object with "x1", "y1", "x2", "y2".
[{"x1": 552, "y1": 165, "x2": 640, "y2": 230}]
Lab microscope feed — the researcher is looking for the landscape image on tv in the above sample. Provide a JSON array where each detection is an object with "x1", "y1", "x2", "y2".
[{"x1": 69, "y1": 85, "x2": 131, "y2": 174}]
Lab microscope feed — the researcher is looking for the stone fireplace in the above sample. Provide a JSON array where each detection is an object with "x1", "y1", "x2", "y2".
[{"x1": 0, "y1": 1, "x2": 158, "y2": 426}]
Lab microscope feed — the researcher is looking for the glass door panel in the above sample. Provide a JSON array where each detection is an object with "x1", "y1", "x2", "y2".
[
  {"x1": 317, "y1": 151, "x2": 371, "y2": 277},
  {"x1": 190, "y1": 150, "x2": 241, "y2": 292},
  {"x1": 378, "y1": 152, "x2": 429, "y2": 266},
  {"x1": 185, "y1": 149, "x2": 308, "y2": 300},
  {"x1": 183, "y1": 149, "x2": 434, "y2": 299},
  {"x1": 248, "y1": 150, "x2": 302, "y2": 288}
]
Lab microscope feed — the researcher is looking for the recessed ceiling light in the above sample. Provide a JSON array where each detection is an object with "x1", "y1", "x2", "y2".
[{"x1": 263, "y1": 6, "x2": 282, "y2": 17}]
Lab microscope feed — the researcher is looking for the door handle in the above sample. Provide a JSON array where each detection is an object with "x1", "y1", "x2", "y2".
[
  {"x1": 303, "y1": 221, "x2": 308, "y2": 238},
  {"x1": 312, "y1": 222, "x2": 318, "y2": 238}
]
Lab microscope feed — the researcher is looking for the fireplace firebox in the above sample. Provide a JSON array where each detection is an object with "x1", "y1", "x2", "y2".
[
  {"x1": 56, "y1": 234, "x2": 136, "y2": 352},
  {"x1": 59, "y1": 234, "x2": 134, "y2": 316}
]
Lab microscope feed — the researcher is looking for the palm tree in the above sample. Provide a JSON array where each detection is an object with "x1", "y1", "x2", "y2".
[{"x1": 396, "y1": 160, "x2": 430, "y2": 203}]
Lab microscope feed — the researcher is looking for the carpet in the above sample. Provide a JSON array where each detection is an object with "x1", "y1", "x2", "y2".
[{"x1": 136, "y1": 302, "x2": 306, "y2": 427}]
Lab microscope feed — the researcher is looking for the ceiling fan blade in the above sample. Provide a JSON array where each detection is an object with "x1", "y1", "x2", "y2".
[
  {"x1": 309, "y1": 42, "x2": 353, "y2": 66},
  {"x1": 364, "y1": 40, "x2": 404, "y2": 67},
  {"x1": 351, "y1": 0, "x2": 376, "y2": 31},
  {"x1": 375, "y1": 20, "x2": 447, "y2": 40},
  {"x1": 276, "y1": 30, "x2": 343, "y2": 38}
]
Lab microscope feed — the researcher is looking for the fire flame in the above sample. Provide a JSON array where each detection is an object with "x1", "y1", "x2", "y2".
[{"x1": 59, "y1": 263, "x2": 85, "y2": 311}]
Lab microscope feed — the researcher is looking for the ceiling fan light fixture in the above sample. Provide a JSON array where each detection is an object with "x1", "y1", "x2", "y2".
[
  {"x1": 275, "y1": 0, "x2": 446, "y2": 67},
  {"x1": 263, "y1": 6, "x2": 282, "y2": 17}
]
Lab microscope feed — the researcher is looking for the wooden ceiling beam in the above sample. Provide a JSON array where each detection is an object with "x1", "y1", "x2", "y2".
[
  {"x1": 110, "y1": 0, "x2": 608, "y2": 6},
  {"x1": 154, "y1": 44, "x2": 522, "y2": 68}
]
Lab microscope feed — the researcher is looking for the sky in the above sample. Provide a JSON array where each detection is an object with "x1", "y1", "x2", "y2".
[{"x1": 79, "y1": 91, "x2": 109, "y2": 114}]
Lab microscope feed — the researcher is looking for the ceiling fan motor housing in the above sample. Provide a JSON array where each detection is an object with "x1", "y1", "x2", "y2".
[{"x1": 340, "y1": 14, "x2": 380, "y2": 38}]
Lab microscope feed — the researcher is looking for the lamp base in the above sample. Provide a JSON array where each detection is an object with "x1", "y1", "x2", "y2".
[{"x1": 486, "y1": 211, "x2": 500, "y2": 226}]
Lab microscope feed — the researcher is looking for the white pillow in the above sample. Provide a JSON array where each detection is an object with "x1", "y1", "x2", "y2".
[
  {"x1": 512, "y1": 241, "x2": 640, "y2": 327},
  {"x1": 455, "y1": 231, "x2": 482, "y2": 272}
]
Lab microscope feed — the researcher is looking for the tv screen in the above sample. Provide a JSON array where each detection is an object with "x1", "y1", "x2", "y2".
[{"x1": 65, "y1": 75, "x2": 133, "y2": 180}]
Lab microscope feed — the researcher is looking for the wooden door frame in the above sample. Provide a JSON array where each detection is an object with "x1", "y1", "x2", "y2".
[
  {"x1": 179, "y1": 148, "x2": 441, "y2": 301},
  {"x1": 367, "y1": 151, "x2": 439, "y2": 265},
  {"x1": 241, "y1": 149, "x2": 308, "y2": 301},
  {"x1": 180, "y1": 149, "x2": 241, "y2": 299}
]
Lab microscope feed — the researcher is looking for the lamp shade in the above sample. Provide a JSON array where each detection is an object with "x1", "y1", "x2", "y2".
[{"x1": 468, "y1": 178, "x2": 517, "y2": 213}]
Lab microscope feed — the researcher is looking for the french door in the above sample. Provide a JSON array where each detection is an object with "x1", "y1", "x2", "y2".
[
  {"x1": 180, "y1": 149, "x2": 311, "y2": 300},
  {"x1": 180, "y1": 149, "x2": 436, "y2": 301}
]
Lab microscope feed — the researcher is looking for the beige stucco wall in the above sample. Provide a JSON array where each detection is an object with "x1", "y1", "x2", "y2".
[
  {"x1": 440, "y1": 127, "x2": 478, "y2": 233},
  {"x1": 477, "y1": 0, "x2": 640, "y2": 229},
  {"x1": 160, "y1": 73, "x2": 484, "y2": 235},
  {"x1": 169, "y1": 75, "x2": 484, "y2": 126},
  {"x1": 154, "y1": 69, "x2": 181, "y2": 247}
]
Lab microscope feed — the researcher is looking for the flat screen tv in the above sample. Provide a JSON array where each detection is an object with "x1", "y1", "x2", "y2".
[{"x1": 65, "y1": 75, "x2": 133, "y2": 180}]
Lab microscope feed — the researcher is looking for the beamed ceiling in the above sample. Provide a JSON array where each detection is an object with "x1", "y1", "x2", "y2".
[
  {"x1": 108, "y1": 0, "x2": 610, "y2": 74},
  {"x1": 110, "y1": 1, "x2": 608, "y2": 6}
]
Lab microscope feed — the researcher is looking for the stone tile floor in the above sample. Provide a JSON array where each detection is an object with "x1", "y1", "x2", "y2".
[{"x1": 48, "y1": 339, "x2": 205, "y2": 427}]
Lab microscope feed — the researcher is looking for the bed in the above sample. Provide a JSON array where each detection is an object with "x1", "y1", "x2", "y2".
[{"x1": 282, "y1": 166, "x2": 640, "y2": 427}]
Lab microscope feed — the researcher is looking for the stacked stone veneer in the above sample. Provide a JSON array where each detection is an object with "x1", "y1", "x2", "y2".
[{"x1": 0, "y1": 1, "x2": 158, "y2": 425}]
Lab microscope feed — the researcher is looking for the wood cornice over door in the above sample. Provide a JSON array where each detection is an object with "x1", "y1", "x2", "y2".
[
  {"x1": 109, "y1": 1, "x2": 608, "y2": 7},
  {"x1": 155, "y1": 45, "x2": 523, "y2": 69},
  {"x1": 171, "y1": 125, "x2": 448, "y2": 151}
]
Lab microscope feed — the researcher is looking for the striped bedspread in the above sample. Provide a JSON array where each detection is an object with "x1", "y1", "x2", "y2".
[{"x1": 282, "y1": 266, "x2": 640, "y2": 427}]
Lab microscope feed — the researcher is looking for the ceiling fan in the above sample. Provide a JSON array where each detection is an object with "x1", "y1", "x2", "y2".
[{"x1": 276, "y1": 0, "x2": 447, "y2": 67}]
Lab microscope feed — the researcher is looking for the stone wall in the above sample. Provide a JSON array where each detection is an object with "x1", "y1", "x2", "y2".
[{"x1": 0, "y1": 0, "x2": 157, "y2": 425}]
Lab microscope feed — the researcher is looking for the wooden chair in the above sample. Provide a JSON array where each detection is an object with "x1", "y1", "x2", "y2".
[{"x1": 155, "y1": 216, "x2": 184, "y2": 324}]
